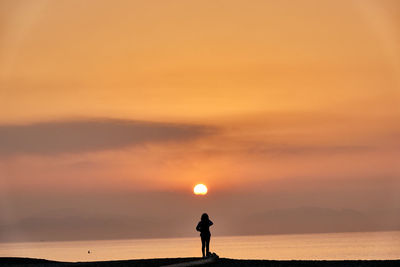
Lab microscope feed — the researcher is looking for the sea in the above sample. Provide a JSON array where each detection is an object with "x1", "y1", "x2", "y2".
[{"x1": 0, "y1": 231, "x2": 399, "y2": 262}]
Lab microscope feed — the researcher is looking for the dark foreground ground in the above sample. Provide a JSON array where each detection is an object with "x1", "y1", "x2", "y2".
[{"x1": 1, "y1": 257, "x2": 400, "y2": 267}]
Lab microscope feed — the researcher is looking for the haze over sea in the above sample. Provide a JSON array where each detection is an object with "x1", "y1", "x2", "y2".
[{"x1": 0, "y1": 231, "x2": 399, "y2": 262}]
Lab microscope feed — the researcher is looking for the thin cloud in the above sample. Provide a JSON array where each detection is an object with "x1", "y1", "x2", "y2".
[
  {"x1": 191, "y1": 140, "x2": 374, "y2": 158},
  {"x1": 0, "y1": 119, "x2": 214, "y2": 156}
]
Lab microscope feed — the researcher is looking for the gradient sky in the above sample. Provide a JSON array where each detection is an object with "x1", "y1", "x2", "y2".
[{"x1": 1, "y1": 0, "x2": 399, "y2": 241}]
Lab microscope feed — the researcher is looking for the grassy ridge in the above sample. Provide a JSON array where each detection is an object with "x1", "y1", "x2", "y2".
[{"x1": 1, "y1": 257, "x2": 400, "y2": 267}]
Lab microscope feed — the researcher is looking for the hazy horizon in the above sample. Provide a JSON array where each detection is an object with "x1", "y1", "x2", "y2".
[{"x1": 1, "y1": 0, "x2": 399, "y2": 242}]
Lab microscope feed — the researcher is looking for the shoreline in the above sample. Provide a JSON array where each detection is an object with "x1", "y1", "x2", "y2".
[
  {"x1": 1, "y1": 257, "x2": 400, "y2": 267},
  {"x1": 2, "y1": 229, "x2": 399, "y2": 244}
]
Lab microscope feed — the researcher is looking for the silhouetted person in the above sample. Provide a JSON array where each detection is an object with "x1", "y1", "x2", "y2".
[{"x1": 196, "y1": 213, "x2": 213, "y2": 258}]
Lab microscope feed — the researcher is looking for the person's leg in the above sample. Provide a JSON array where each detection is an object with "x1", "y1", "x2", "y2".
[
  {"x1": 205, "y1": 235, "x2": 210, "y2": 256},
  {"x1": 201, "y1": 237, "x2": 206, "y2": 258}
]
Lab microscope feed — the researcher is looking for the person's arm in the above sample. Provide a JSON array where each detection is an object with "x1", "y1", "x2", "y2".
[
  {"x1": 209, "y1": 220, "x2": 213, "y2": 226},
  {"x1": 196, "y1": 222, "x2": 201, "y2": 232}
]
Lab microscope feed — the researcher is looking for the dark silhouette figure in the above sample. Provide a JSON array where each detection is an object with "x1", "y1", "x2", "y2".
[{"x1": 196, "y1": 213, "x2": 213, "y2": 258}]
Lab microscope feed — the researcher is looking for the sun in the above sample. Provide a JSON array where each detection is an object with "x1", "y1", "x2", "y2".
[{"x1": 193, "y1": 184, "x2": 208, "y2": 195}]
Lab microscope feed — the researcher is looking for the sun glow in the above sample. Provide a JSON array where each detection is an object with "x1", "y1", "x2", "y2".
[{"x1": 193, "y1": 184, "x2": 208, "y2": 195}]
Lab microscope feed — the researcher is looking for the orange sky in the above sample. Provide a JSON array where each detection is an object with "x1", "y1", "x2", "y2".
[{"x1": 0, "y1": 0, "x2": 399, "y2": 241}]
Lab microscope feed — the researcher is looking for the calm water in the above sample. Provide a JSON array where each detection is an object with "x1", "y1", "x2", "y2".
[{"x1": 0, "y1": 231, "x2": 399, "y2": 262}]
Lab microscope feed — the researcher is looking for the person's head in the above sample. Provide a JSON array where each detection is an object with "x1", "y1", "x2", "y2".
[{"x1": 201, "y1": 213, "x2": 209, "y2": 221}]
